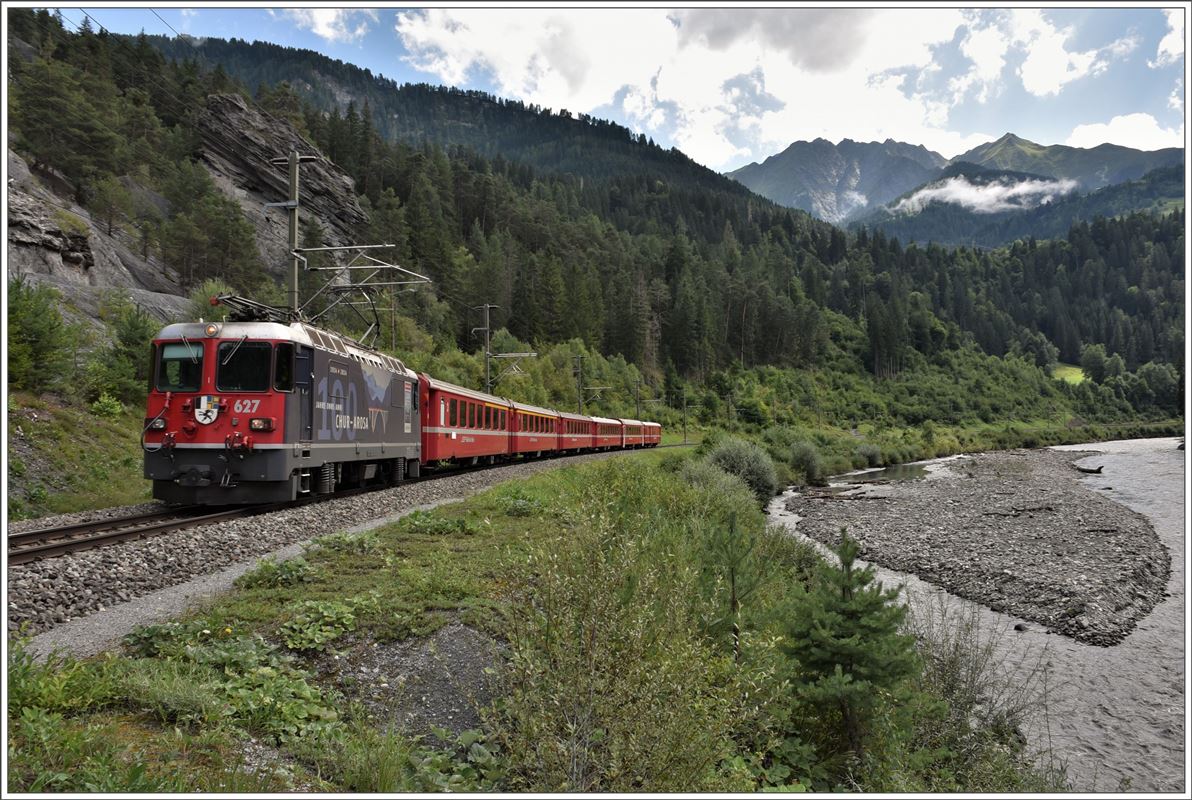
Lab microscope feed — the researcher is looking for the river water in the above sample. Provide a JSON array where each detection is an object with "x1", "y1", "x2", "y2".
[{"x1": 768, "y1": 437, "x2": 1185, "y2": 793}]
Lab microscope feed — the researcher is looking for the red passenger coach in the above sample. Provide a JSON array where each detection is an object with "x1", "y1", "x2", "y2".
[
  {"x1": 512, "y1": 401, "x2": 559, "y2": 456},
  {"x1": 591, "y1": 416, "x2": 622, "y2": 449},
  {"x1": 643, "y1": 421, "x2": 662, "y2": 446},
  {"x1": 619, "y1": 418, "x2": 646, "y2": 447},
  {"x1": 419, "y1": 375, "x2": 512, "y2": 464},
  {"x1": 558, "y1": 411, "x2": 593, "y2": 452}
]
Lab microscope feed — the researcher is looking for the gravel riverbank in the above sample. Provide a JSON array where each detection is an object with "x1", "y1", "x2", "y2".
[
  {"x1": 773, "y1": 437, "x2": 1185, "y2": 793},
  {"x1": 8, "y1": 450, "x2": 645, "y2": 643},
  {"x1": 784, "y1": 448, "x2": 1170, "y2": 646}
]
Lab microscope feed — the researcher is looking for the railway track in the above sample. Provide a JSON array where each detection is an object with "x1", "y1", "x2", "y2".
[
  {"x1": 7, "y1": 444, "x2": 690, "y2": 566},
  {"x1": 7, "y1": 505, "x2": 284, "y2": 566}
]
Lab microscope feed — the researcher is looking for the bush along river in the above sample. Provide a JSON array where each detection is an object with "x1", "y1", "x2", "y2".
[{"x1": 771, "y1": 437, "x2": 1184, "y2": 793}]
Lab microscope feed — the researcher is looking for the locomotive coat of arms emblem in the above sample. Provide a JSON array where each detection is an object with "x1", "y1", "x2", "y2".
[{"x1": 196, "y1": 395, "x2": 221, "y2": 425}]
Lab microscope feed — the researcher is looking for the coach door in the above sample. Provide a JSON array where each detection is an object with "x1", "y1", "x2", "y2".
[{"x1": 295, "y1": 345, "x2": 314, "y2": 441}]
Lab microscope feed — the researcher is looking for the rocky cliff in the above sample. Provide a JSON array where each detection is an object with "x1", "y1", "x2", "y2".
[
  {"x1": 7, "y1": 149, "x2": 191, "y2": 333},
  {"x1": 194, "y1": 92, "x2": 368, "y2": 276},
  {"x1": 6, "y1": 93, "x2": 369, "y2": 336}
]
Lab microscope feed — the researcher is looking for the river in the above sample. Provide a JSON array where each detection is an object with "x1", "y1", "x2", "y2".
[{"x1": 769, "y1": 437, "x2": 1185, "y2": 793}]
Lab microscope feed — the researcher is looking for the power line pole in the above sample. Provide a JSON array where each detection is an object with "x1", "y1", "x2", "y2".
[
  {"x1": 634, "y1": 378, "x2": 642, "y2": 420},
  {"x1": 472, "y1": 303, "x2": 499, "y2": 394},
  {"x1": 574, "y1": 354, "x2": 585, "y2": 414},
  {"x1": 267, "y1": 150, "x2": 319, "y2": 317}
]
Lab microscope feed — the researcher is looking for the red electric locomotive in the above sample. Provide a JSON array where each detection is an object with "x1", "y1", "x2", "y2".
[{"x1": 143, "y1": 319, "x2": 421, "y2": 504}]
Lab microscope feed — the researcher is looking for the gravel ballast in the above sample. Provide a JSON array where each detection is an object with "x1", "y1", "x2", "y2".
[
  {"x1": 784, "y1": 448, "x2": 1171, "y2": 646},
  {"x1": 8, "y1": 450, "x2": 645, "y2": 643}
]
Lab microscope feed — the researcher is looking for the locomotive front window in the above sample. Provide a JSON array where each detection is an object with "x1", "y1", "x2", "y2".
[
  {"x1": 156, "y1": 341, "x2": 204, "y2": 392},
  {"x1": 217, "y1": 341, "x2": 271, "y2": 392}
]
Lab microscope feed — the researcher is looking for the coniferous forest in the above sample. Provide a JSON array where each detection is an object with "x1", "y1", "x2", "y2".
[{"x1": 6, "y1": 9, "x2": 1185, "y2": 433}]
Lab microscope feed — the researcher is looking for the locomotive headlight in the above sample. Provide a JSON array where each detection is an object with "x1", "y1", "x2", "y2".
[
  {"x1": 204, "y1": 323, "x2": 219, "y2": 337},
  {"x1": 249, "y1": 417, "x2": 274, "y2": 431},
  {"x1": 148, "y1": 418, "x2": 167, "y2": 430}
]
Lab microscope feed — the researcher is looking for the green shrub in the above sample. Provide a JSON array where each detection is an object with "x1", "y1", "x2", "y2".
[
  {"x1": 679, "y1": 459, "x2": 754, "y2": 504},
  {"x1": 8, "y1": 638, "x2": 124, "y2": 714},
  {"x1": 706, "y1": 436, "x2": 779, "y2": 504},
  {"x1": 222, "y1": 665, "x2": 339, "y2": 742},
  {"x1": 89, "y1": 392, "x2": 124, "y2": 418},
  {"x1": 280, "y1": 600, "x2": 357, "y2": 651},
  {"x1": 401, "y1": 509, "x2": 480, "y2": 535},
  {"x1": 235, "y1": 557, "x2": 318, "y2": 589},
  {"x1": 122, "y1": 660, "x2": 227, "y2": 727},
  {"x1": 305, "y1": 530, "x2": 379, "y2": 555},
  {"x1": 7, "y1": 277, "x2": 74, "y2": 393},
  {"x1": 855, "y1": 443, "x2": 882, "y2": 468},
  {"x1": 492, "y1": 478, "x2": 739, "y2": 791},
  {"x1": 789, "y1": 441, "x2": 826, "y2": 486}
]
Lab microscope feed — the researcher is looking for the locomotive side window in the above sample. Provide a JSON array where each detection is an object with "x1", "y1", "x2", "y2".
[
  {"x1": 217, "y1": 342, "x2": 271, "y2": 392},
  {"x1": 156, "y1": 341, "x2": 203, "y2": 392},
  {"x1": 274, "y1": 343, "x2": 294, "y2": 391}
]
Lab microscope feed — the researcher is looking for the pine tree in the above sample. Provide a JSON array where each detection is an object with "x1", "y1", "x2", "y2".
[{"x1": 782, "y1": 530, "x2": 917, "y2": 762}]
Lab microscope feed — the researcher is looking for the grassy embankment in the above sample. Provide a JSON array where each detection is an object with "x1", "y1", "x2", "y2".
[
  {"x1": 7, "y1": 392, "x2": 151, "y2": 520},
  {"x1": 9, "y1": 449, "x2": 1068, "y2": 792}
]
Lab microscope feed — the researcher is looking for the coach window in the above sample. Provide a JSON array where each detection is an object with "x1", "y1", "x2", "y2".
[
  {"x1": 501, "y1": 410, "x2": 507, "y2": 429},
  {"x1": 217, "y1": 341, "x2": 271, "y2": 392},
  {"x1": 156, "y1": 341, "x2": 204, "y2": 392},
  {"x1": 485, "y1": 407, "x2": 492, "y2": 429},
  {"x1": 450, "y1": 399, "x2": 458, "y2": 426},
  {"x1": 274, "y1": 343, "x2": 294, "y2": 391}
]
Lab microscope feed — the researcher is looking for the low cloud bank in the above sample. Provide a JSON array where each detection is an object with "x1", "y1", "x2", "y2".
[{"x1": 892, "y1": 175, "x2": 1078, "y2": 214}]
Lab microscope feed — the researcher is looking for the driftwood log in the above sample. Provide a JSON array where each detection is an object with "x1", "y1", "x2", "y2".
[{"x1": 1075, "y1": 464, "x2": 1104, "y2": 474}]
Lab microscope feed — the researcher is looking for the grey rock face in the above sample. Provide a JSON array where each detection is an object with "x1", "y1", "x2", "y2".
[
  {"x1": 7, "y1": 150, "x2": 192, "y2": 334},
  {"x1": 194, "y1": 93, "x2": 368, "y2": 277}
]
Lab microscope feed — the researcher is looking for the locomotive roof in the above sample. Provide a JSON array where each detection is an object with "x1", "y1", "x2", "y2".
[{"x1": 154, "y1": 321, "x2": 415, "y2": 379}]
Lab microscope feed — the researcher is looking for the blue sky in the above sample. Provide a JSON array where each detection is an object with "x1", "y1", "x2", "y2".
[{"x1": 39, "y1": 5, "x2": 1187, "y2": 171}]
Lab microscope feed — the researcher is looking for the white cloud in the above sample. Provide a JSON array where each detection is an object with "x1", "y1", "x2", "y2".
[
  {"x1": 1009, "y1": 10, "x2": 1136, "y2": 97},
  {"x1": 1149, "y1": 8, "x2": 1184, "y2": 68},
  {"x1": 1170, "y1": 77, "x2": 1184, "y2": 112},
  {"x1": 949, "y1": 19, "x2": 1011, "y2": 104},
  {"x1": 180, "y1": 9, "x2": 196, "y2": 19},
  {"x1": 285, "y1": 9, "x2": 377, "y2": 44},
  {"x1": 893, "y1": 176, "x2": 1079, "y2": 215},
  {"x1": 1066, "y1": 112, "x2": 1184, "y2": 151},
  {"x1": 394, "y1": 8, "x2": 987, "y2": 169}
]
